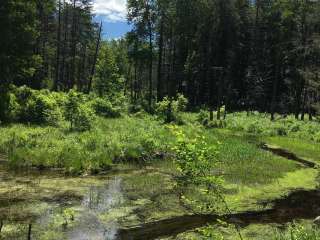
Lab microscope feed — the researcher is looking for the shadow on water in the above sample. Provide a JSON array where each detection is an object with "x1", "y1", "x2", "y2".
[
  {"x1": 118, "y1": 144, "x2": 320, "y2": 240},
  {"x1": 118, "y1": 189, "x2": 320, "y2": 240},
  {"x1": 260, "y1": 144, "x2": 317, "y2": 168}
]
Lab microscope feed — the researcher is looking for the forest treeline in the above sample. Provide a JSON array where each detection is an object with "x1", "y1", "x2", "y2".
[{"x1": 1, "y1": 0, "x2": 320, "y2": 122}]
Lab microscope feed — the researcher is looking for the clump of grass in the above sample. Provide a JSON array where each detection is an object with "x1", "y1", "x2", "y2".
[
  {"x1": 216, "y1": 136, "x2": 298, "y2": 185},
  {"x1": 225, "y1": 112, "x2": 320, "y2": 142},
  {"x1": 0, "y1": 116, "x2": 174, "y2": 174},
  {"x1": 265, "y1": 137, "x2": 320, "y2": 163},
  {"x1": 274, "y1": 223, "x2": 320, "y2": 240}
]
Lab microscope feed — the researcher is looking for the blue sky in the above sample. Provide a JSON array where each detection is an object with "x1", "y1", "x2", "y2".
[{"x1": 93, "y1": 0, "x2": 131, "y2": 39}]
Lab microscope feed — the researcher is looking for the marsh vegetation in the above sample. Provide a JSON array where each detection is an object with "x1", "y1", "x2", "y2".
[{"x1": 1, "y1": 0, "x2": 320, "y2": 239}]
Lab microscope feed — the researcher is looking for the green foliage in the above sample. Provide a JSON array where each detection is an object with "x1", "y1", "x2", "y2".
[
  {"x1": 91, "y1": 97, "x2": 121, "y2": 118},
  {"x1": 275, "y1": 224, "x2": 320, "y2": 240},
  {"x1": 226, "y1": 112, "x2": 320, "y2": 142},
  {"x1": 65, "y1": 90, "x2": 95, "y2": 131},
  {"x1": 197, "y1": 109, "x2": 209, "y2": 124},
  {"x1": 156, "y1": 94, "x2": 188, "y2": 124},
  {"x1": 0, "y1": 85, "x2": 12, "y2": 123},
  {"x1": 0, "y1": 0, "x2": 39, "y2": 85},
  {"x1": 206, "y1": 120, "x2": 227, "y2": 129},
  {"x1": 0, "y1": 116, "x2": 173, "y2": 174},
  {"x1": 197, "y1": 225, "x2": 225, "y2": 240},
  {"x1": 94, "y1": 42, "x2": 124, "y2": 99},
  {"x1": 197, "y1": 109, "x2": 227, "y2": 129},
  {"x1": 1, "y1": 86, "x2": 65, "y2": 125},
  {"x1": 170, "y1": 125, "x2": 223, "y2": 213}
]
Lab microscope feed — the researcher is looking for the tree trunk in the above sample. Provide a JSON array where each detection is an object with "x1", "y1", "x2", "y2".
[
  {"x1": 70, "y1": 0, "x2": 77, "y2": 89},
  {"x1": 301, "y1": 89, "x2": 307, "y2": 120},
  {"x1": 148, "y1": 21, "x2": 153, "y2": 111},
  {"x1": 54, "y1": 0, "x2": 62, "y2": 90},
  {"x1": 270, "y1": 51, "x2": 280, "y2": 121},
  {"x1": 157, "y1": 16, "x2": 164, "y2": 101},
  {"x1": 87, "y1": 21, "x2": 102, "y2": 93},
  {"x1": 60, "y1": 0, "x2": 68, "y2": 90}
]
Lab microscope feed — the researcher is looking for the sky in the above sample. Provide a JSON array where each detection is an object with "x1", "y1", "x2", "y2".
[{"x1": 93, "y1": 0, "x2": 131, "y2": 39}]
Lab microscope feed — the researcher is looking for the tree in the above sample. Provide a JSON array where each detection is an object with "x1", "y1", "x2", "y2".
[{"x1": 93, "y1": 42, "x2": 123, "y2": 99}]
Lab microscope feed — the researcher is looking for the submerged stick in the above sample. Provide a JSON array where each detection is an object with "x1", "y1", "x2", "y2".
[{"x1": 0, "y1": 220, "x2": 3, "y2": 233}]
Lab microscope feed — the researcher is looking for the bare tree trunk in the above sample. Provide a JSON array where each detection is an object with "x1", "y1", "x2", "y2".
[
  {"x1": 270, "y1": 51, "x2": 280, "y2": 121},
  {"x1": 78, "y1": 45, "x2": 86, "y2": 91},
  {"x1": 54, "y1": 0, "x2": 62, "y2": 90},
  {"x1": 301, "y1": 89, "x2": 307, "y2": 120},
  {"x1": 216, "y1": 68, "x2": 224, "y2": 120},
  {"x1": 70, "y1": 0, "x2": 77, "y2": 89},
  {"x1": 157, "y1": 16, "x2": 164, "y2": 101},
  {"x1": 148, "y1": 21, "x2": 153, "y2": 111},
  {"x1": 87, "y1": 21, "x2": 102, "y2": 93},
  {"x1": 60, "y1": 0, "x2": 68, "y2": 90}
]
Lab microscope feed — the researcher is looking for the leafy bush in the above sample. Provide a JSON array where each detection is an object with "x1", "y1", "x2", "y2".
[
  {"x1": 24, "y1": 93, "x2": 59, "y2": 123},
  {"x1": 91, "y1": 98, "x2": 121, "y2": 118},
  {"x1": 1, "y1": 86, "x2": 66, "y2": 126},
  {"x1": 65, "y1": 90, "x2": 95, "y2": 131},
  {"x1": 197, "y1": 109, "x2": 209, "y2": 124},
  {"x1": 156, "y1": 94, "x2": 188, "y2": 124},
  {"x1": 73, "y1": 104, "x2": 95, "y2": 131},
  {"x1": 176, "y1": 93, "x2": 188, "y2": 111},
  {"x1": 44, "y1": 107, "x2": 64, "y2": 127},
  {"x1": 170, "y1": 125, "x2": 223, "y2": 213}
]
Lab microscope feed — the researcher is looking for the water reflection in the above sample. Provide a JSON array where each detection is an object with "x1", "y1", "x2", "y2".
[{"x1": 68, "y1": 177, "x2": 123, "y2": 240}]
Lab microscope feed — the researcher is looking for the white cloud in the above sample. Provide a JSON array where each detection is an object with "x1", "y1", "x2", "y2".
[{"x1": 93, "y1": 0, "x2": 127, "y2": 22}]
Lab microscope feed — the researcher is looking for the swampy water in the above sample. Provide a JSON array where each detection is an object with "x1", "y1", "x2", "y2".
[
  {"x1": 0, "y1": 161, "x2": 187, "y2": 240},
  {"x1": 0, "y1": 155, "x2": 320, "y2": 240}
]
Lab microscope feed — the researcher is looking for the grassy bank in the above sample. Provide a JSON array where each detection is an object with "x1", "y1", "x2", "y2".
[{"x1": 0, "y1": 116, "x2": 173, "y2": 174}]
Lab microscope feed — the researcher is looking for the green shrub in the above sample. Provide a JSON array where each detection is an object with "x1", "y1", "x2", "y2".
[
  {"x1": 156, "y1": 94, "x2": 188, "y2": 124},
  {"x1": 65, "y1": 90, "x2": 96, "y2": 131},
  {"x1": 91, "y1": 98, "x2": 121, "y2": 118},
  {"x1": 5, "y1": 86, "x2": 64, "y2": 125},
  {"x1": 74, "y1": 104, "x2": 95, "y2": 131},
  {"x1": 7, "y1": 92, "x2": 20, "y2": 122},
  {"x1": 24, "y1": 93, "x2": 58, "y2": 123},
  {"x1": 247, "y1": 122, "x2": 262, "y2": 134},
  {"x1": 197, "y1": 109, "x2": 209, "y2": 124},
  {"x1": 176, "y1": 93, "x2": 188, "y2": 111},
  {"x1": 170, "y1": 125, "x2": 223, "y2": 213},
  {"x1": 276, "y1": 126, "x2": 287, "y2": 136},
  {"x1": 44, "y1": 107, "x2": 64, "y2": 127}
]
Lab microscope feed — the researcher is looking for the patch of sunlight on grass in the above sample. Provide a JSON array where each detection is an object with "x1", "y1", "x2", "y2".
[
  {"x1": 265, "y1": 136, "x2": 320, "y2": 163},
  {"x1": 224, "y1": 168, "x2": 318, "y2": 212}
]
